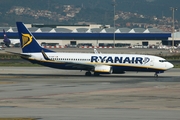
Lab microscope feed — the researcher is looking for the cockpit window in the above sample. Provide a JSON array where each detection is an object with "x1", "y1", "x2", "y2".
[{"x1": 159, "y1": 60, "x2": 168, "y2": 62}]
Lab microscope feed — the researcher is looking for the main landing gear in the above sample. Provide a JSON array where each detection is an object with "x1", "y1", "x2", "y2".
[
  {"x1": 85, "y1": 71, "x2": 100, "y2": 76},
  {"x1": 85, "y1": 71, "x2": 92, "y2": 76}
]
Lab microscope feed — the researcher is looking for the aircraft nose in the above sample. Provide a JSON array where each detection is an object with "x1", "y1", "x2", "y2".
[{"x1": 167, "y1": 62, "x2": 174, "y2": 69}]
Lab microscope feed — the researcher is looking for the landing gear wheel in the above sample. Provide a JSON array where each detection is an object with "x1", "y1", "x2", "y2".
[
  {"x1": 154, "y1": 73, "x2": 158, "y2": 78},
  {"x1": 85, "y1": 72, "x2": 92, "y2": 76},
  {"x1": 94, "y1": 72, "x2": 100, "y2": 76},
  {"x1": 154, "y1": 73, "x2": 159, "y2": 81}
]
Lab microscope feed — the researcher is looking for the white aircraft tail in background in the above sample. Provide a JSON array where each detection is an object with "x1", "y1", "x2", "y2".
[{"x1": 3, "y1": 29, "x2": 19, "y2": 47}]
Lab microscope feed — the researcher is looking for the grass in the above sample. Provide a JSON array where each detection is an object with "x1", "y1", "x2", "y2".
[
  {"x1": 0, "y1": 62, "x2": 41, "y2": 67},
  {"x1": 173, "y1": 64, "x2": 180, "y2": 68}
]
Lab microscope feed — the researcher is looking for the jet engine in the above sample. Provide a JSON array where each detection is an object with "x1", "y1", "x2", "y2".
[{"x1": 94, "y1": 65, "x2": 112, "y2": 74}]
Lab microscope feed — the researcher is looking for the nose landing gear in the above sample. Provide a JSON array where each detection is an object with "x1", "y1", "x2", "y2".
[
  {"x1": 154, "y1": 72, "x2": 159, "y2": 81},
  {"x1": 154, "y1": 72, "x2": 158, "y2": 78},
  {"x1": 154, "y1": 71, "x2": 164, "y2": 80},
  {"x1": 154, "y1": 71, "x2": 164, "y2": 79}
]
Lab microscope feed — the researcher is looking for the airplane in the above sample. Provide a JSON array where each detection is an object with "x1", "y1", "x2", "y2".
[
  {"x1": 3, "y1": 29, "x2": 19, "y2": 47},
  {"x1": 8, "y1": 22, "x2": 174, "y2": 77}
]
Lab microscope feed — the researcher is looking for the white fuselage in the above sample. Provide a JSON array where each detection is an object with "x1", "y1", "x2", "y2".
[
  {"x1": 23, "y1": 52, "x2": 174, "y2": 73},
  {"x1": 9, "y1": 39, "x2": 20, "y2": 45}
]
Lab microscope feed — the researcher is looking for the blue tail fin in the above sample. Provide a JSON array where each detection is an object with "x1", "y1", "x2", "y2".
[
  {"x1": 3, "y1": 29, "x2": 11, "y2": 47},
  {"x1": 16, "y1": 22, "x2": 54, "y2": 53}
]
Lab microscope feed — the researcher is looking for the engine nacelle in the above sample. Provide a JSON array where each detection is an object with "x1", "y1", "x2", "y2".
[{"x1": 94, "y1": 65, "x2": 112, "y2": 74}]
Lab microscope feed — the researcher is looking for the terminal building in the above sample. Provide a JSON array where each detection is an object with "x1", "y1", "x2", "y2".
[{"x1": 0, "y1": 23, "x2": 179, "y2": 48}]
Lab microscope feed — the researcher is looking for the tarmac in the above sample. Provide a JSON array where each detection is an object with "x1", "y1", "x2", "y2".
[{"x1": 0, "y1": 67, "x2": 180, "y2": 120}]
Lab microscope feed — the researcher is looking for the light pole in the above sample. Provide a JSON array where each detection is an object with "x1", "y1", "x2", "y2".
[
  {"x1": 170, "y1": 7, "x2": 177, "y2": 52},
  {"x1": 112, "y1": 0, "x2": 116, "y2": 48}
]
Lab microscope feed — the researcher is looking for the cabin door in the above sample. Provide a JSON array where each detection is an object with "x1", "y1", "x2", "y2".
[{"x1": 150, "y1": 58, "x2": 154, "y2": 66}]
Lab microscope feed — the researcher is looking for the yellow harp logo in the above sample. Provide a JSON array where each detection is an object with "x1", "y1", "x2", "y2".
[{"x1": 21, "y1": 34, "x2": 33, "y2": 48}]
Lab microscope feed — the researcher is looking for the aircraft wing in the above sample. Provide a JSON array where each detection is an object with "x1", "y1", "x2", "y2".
[
  {"x1": 41, "y1": 50, "x2": 95, "y2": 70},
  {"x1": 64, "y1": 61, "x2": 95, "y2": 70}
]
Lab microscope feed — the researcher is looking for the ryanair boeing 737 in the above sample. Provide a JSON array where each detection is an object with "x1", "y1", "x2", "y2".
[{"x1": 9, "y1": 22, "x2": 174, "y2": 77}]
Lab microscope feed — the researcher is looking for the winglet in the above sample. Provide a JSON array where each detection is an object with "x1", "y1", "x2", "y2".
[
  {"x1": 94, "y1": 49, "x2": 99, "y2": 54},
  {"x1": 94, "y1": 49, "x2": 101, "y2": 54}
]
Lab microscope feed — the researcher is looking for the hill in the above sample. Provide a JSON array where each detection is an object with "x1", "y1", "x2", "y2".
[{"x1": 0, "y1": 0, "x2": 179, "y2": 29}]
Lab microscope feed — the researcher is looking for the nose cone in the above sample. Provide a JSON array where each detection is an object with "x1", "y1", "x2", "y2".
[{"x1": 167, "y1": 62, "x2": 174, "y2": 69}]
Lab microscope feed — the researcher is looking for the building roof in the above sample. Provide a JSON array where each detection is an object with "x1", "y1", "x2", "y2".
[
  {"x1": 54, "y1": 28, "x2": 72, "y2": 33},
  {"x1": 0, "y1": 26, "x2": 171, "y2": 40},
  {"x1": 0, "y1": 27, "x2": 168, "y2": 33}
]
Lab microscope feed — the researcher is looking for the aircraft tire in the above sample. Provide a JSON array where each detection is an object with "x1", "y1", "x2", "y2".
[
  {"x1": 85, "y1": 71, "x2": 92, "y2": 76},
  {"x1": 94, "y1": 72, "x2": 100, "y2": 76}
]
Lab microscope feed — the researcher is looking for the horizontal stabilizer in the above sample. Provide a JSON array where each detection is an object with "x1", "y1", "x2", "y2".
[{"x1": 6, "y1": 51, "x2": 31, "y2": 58}]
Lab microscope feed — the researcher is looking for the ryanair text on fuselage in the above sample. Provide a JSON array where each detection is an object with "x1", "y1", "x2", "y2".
[{"x1": 91, "y1": 56, "x2": 150, "y2": 64}]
